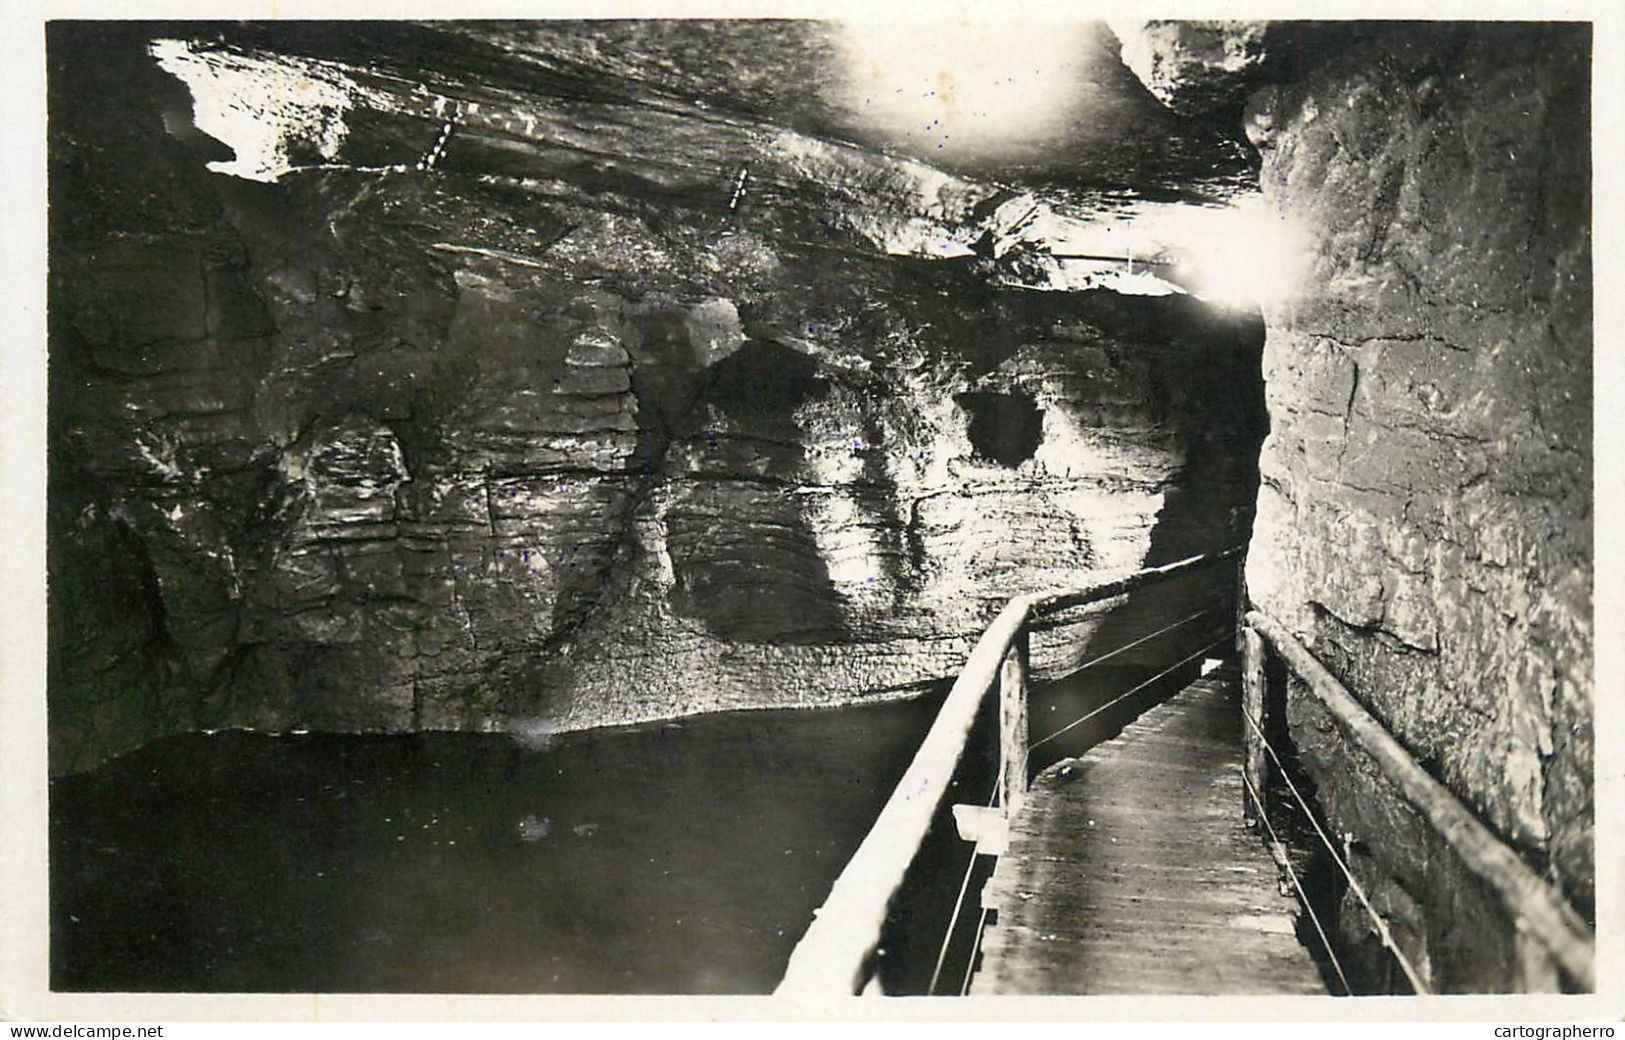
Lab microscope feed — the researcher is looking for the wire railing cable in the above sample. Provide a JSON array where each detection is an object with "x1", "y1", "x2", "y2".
[
  {"x1": 927, "y1": 778, "x2": 999, "y2": 995},
  {"x1": 960, "y1": 905, "x2": 991, "y2": 995},
  {"x1": 1241, "y1": 768, "x2": 1353, "y2": 994},
  {"x1": 1240, "y1": 706, "x2": 1432, "y2": 994},
  {"x1": 927, "y1": 841, "x2": 981, "y2": 995},
  {"x1": 1050, "y1": 606, "x2": 1216, "y2": 674},
  {"x1": 937, "y1": 618, "x2": 1223, "y2": 994},
  {"x1": 777, "y1": 549, "x2": 1246, "y2": 996},
  {"x1": 1029, "y1": 636, "x2": 1227, "y2": 753},
  {"x1": 931, "y1": 613, "x2": 1211, "y2": 994}
]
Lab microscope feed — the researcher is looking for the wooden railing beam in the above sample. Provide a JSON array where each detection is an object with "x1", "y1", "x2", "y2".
[
  {"x1": 1244, "y1": 610, "x2": 1595, "y2": 991},
  {"x1": 774, "y1": 595, "x2": 1035, "y2": 996},
  {"x1": 1029, "y1": 546, "x2": 1243, "y2": 615},
  {"x1": 774, "y1": 547, "x2": 1245, "y2": 998}
]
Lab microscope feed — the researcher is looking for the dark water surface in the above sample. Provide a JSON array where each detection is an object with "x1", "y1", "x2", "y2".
[
  {"x1": 51, "y1": 699, "x2": 950, "y2": 994},
  {"x1": 51, "y1": 617, "x2": 1227, "y2": 995}
]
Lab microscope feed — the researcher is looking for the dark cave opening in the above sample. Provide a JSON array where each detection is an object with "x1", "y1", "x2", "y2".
[{"x1": 954, "y1": 390, "x2": 1045, "y2": 468}]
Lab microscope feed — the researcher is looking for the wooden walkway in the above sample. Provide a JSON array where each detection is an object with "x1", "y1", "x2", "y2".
[{"x1": 970, "y1": 666, "x2": 1329, "y2": 995}]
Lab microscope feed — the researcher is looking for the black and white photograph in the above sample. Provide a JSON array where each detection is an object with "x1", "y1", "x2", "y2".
[{"x1": 2, "y1": 6, "x2": 1609, "y2": 1018}]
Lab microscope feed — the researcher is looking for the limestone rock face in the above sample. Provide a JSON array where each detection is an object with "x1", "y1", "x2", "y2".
[
  {"x1": 1242, "y1": 23, "x2": 1592, "y2": 985},
  {"x1": 48, "y1": 24, "x2": 1266, "y2": 775},
  {"x1": 1108, "y1": 21, "x2": 1269, "y2": 116}
]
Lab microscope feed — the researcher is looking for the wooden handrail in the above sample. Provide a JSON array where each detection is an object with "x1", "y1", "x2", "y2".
[
  {"x1": 1245, "y1": 609, "x2": 1596, "y2": 991},
  {"x1": 774, "y1": 594, "x2": 1033, "y2": 996},
  {"x1": 1028, "y1": 545, "x2": 1245, "y2": 616},
  {"x1": 774, "y1": 547, "x2": 1243, "y2": 996}
]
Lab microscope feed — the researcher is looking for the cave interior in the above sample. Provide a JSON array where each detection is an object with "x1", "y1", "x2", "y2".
[{"x1": 40, "y1": 19, "x2": 1593, "y2": 998}]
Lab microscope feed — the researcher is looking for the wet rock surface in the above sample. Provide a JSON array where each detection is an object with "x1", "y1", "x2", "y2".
[
  {"x1": 1108, "y1": 20, "x2": 1270, "y2": 117},
  {"x1": 48, "y1": 23, "x2": 1266, "y2": 775},
  {"x1": 1242, "y1": 23, "x2": 1592, "y2": 987}
]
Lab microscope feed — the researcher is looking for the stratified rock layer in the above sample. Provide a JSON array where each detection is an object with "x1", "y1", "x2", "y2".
[
  {"x1": 48, "y1": 24, "x2": 1266, "y2": 776},
  {"x1": 1243, "y1": 24, "x2": 1591, "y2": 989}
]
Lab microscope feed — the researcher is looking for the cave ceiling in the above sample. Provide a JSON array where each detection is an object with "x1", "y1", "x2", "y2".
[{"x1": 131, "y1": 20, "x2": 1264, "y2": 301}]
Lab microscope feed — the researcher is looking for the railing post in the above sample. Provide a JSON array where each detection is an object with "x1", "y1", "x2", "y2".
[
  {"x1": 1000, "y1": 627, "x2": 1030, "y2": 819},
  {"x1": 1235, "y1": 556, "x2": 1249, "y2": 657},
  {"x1": 777, "y1": 552, "x2": 1246, "y2": 996},
  {"x1": 1246, "y1": 608, "x2": 1595, "y2": 990},
  {"x1": 1241, "y1": 624, "x2": 1268, "y2": 827}
]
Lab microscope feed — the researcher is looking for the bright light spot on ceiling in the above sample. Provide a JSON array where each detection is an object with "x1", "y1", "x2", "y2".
[
  {"x1": 150, "y1": 38, "x2": 357, "y2": 182},
  {"x1": 838, "y1": 20, "x2": 1095, "y2": 159}
]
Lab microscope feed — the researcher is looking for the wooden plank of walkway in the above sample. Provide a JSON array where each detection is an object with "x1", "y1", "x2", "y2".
[{"x1": 970, "y1": 667, "x2": 1328, "y2": 996}]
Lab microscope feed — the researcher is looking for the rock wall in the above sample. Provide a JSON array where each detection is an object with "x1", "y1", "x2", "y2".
[
  {"x1": 48, "y1": 24, "x2": 1266, "y2": 775},
  {"x1": 1242, "y1": 24, "x2": 1592, "y2": 988},
  {"x1": 1108, "y1": 20, "x2": 1269, "y2": 117}
]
